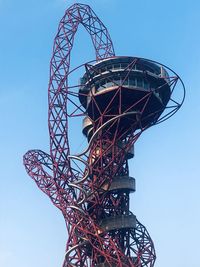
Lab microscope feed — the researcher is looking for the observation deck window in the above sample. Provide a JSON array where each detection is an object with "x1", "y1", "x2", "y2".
[
  {"x1": 114, "y1": 78, "x2": 121, "y2": 86},
  {"x1": 122, "y1": 78, "x2": 129, "y2": 86},
  {"x1": 106, "y1": 81, "x2": 113, "y2": 87},
  {"x1": 106, "y1": 64, "x2": 113, "y2": 72},
  {"x1": 135, "y1": 64, "x2": 143, "y2": 71},
  {"x1": 129, "y1": 79, "x2": 136, "y2": 87},
  {"x1": 121, "y1": 63, "x2": 128, "y2": 69},
  {"x1": 94, "y1": 76, "x2": 151, "y2": 92},
  {"x1": 137, "y1": 77, "x2": 143, "y2": 88},
  {"x1": 145, "y1": 65, "x2": 160, "y2": 75},
  {"x1": 113, "y1": 63, "x2": 120, "y2": 70},
  {"x1": 144, "y1": 80, "x2": 149, "y2": 89}
]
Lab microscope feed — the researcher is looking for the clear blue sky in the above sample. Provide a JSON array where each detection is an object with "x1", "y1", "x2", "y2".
[{"x1": 0, "y1": 0, "x2": 200, "y2": 266}]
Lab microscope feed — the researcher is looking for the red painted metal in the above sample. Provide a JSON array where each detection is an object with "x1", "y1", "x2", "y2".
[{"x1": 23, "y1": 3, "x2": 185, "y2": 267}]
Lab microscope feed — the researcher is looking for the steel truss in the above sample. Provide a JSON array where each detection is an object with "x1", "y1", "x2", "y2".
[{"x1": 23, "y1": 3, "x2": 185, "y2": 267}]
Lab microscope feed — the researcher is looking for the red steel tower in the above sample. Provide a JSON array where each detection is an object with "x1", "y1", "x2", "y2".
[{"x1": 23, "y1": 3, "x2": 185, "y2": 267}]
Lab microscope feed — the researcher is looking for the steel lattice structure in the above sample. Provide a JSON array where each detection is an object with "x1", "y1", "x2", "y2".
[{"x1": 23, "y1": 3, "x2": 185, "y2": 267}]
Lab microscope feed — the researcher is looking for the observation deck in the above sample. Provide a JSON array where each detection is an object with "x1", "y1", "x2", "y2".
[{"x1": 79, "y1": 56, "x2": 171, "y2": 129}]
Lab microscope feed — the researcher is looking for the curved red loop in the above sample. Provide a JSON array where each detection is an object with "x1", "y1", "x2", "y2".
[{"x1": 48, "y1": 3, "x2": 115, "y2": 180}]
